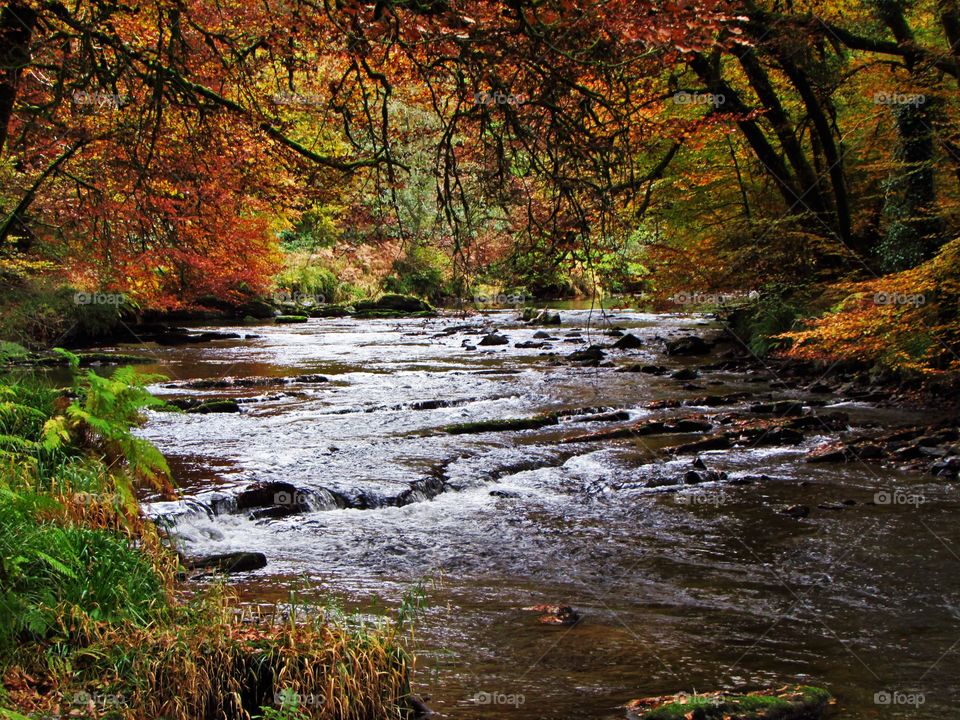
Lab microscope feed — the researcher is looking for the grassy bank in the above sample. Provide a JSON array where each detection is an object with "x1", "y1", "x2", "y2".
[{"x1": 0, "y1": 355, "x2": 415, "y2": 719}]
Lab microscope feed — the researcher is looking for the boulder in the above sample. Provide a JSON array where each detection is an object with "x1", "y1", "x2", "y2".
[
  {"x1": 189, "y1": 399, "x2": 241, "y2": 414},
  {"x1": 238, "y1": 298, "x2": 277, "y2": 319},
  {"x1": 612, "y1": 333, "x2": 643, "y2": 349},
  {"x1": 521, "y1": 308, "x2": 562, "y2": 325},
  {"x1": 567, "y1": 345, "x2": 606, "y2": 362},
  {"x1": 478, "y1": 333, "x2": 510, "y2": 346},
  {"x1": 665, "y1": 336, "x2": 711, "y2": 356}
]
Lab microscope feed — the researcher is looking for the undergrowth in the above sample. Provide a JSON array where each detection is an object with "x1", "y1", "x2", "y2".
[{"x1": 0, "y1": 355, "x2": 415, "y2": 719}]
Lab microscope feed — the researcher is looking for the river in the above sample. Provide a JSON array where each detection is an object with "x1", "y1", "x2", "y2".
[{"x1": 127, "y1": 307, "x2": 958, "y2": 719}]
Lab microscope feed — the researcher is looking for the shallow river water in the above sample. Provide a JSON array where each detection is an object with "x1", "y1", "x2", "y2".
[{"x1": 126, "y1": 308, "x2": 958, "y2": 719}]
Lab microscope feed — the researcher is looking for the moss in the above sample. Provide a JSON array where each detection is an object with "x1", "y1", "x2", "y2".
[
  {"x1": 275, "y1": 315, "x2": 309, "y2": 323},
  {"x1": 442, "y1": 416, "x2": 559, "y2": 434},
  {"x1": 309, "y1": 304, "x2": 355, "y2": 318},
  {"x1": 629, "y1": 686, "x2": 831, "y2": 720}
]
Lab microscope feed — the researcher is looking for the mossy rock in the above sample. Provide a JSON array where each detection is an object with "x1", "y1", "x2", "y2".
[
  {"x1": 520, "y1": 307, "x2": 561, "y2": 324},
  {"x1": 275, "y1": 315, "x2": 309, "y2": 324},
  {"x1": 309, "y1": 304, "x2": 355, "y2": 318},
  {"x1": 354, "y1": 294, "x2": 434, "y2": 313},
  {"x1": 238, "y1": 298, "x2": 277, "y2": 319},
  {"x1": 187, "y1": 399, "x2": 241, "y2": 414},
  {"x1": 162, "y1": 398, "x2": 241, "y2": 413},
  {"x1": 442, "y1": 416, "x2": 559, "y2": 435},
  {"x1": 626, "y1": 685, "x2": 832, "y2": 720},
  {"x1": 353, "y1": 308, "x2": 437, "y2": 319}
]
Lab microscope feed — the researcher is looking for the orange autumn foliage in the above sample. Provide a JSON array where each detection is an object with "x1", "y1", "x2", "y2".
[{"x1": 781, "y1": 239, "x2": 960, "y2": 375}]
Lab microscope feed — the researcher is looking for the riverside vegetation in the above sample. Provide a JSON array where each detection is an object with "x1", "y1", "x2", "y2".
[{"x1": 0, "y1": 351, "x2": 417, "y2": 720}]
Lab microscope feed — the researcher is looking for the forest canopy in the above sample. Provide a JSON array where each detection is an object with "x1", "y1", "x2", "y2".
[{"x1": 1, "y1": 0, "x2": 959, "y2": 372}]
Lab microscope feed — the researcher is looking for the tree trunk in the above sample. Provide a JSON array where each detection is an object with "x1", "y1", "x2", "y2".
[
  {"x1": 0, "y1": 2, "x2": 38, "y2": 155},
  {"x1": 688, "y1": 52, "x2": 803, "y2": 212}
]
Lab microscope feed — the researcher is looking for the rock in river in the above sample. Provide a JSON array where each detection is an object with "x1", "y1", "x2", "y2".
[
  {"x1": 185, "y1": 551, "x2": 267, "y2": 574},
  {"x1": 478, "y1": 333, "x2": 510, "y2": 346},
  {"x1": 665, "y1": 335, "x2": 711, "y2": 356},
  {"x1": 612, "y1": 333, "x2": 643, "y2": 349},
  {"x1": 522, "y1": 604, "x2": 581, "y2": 626},
  {"x1": 625, "y1": 685, "x2": 831, "y2": 720}
]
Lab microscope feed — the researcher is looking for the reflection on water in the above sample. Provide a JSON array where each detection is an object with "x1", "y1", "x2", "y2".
[{"x1": 123, "y1": 309, "x2": 958, "y2": 719}]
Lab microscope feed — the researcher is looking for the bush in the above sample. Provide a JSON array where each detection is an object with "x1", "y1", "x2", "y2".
[{"x1": 383, "y1": 244, "x2": 449, "y2": 302}]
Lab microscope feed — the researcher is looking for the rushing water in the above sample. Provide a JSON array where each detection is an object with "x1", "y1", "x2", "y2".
[{"x1": 126, "y1": 308, "x2": 958, "y2": 719}]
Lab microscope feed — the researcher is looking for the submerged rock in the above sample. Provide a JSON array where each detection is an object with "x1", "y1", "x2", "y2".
[
  {"x1": 670, "y1": 435, "x2": 732, "y2": 454},
  {"x1": 665, "y1": 335, "x2": 711, "y2": 356},
  {"x1": 443, "y1": 416, "x2": 558, "y2": 434},
  {"x1": 618, "y1": 363, "x2": 669, "y2": 375},
  {"x1": 522, "y1": 604, "x2": 580, "y2": 626}
]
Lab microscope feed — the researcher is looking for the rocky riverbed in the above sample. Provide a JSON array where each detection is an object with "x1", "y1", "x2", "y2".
[{"x1": 90, "y1": 305, "x2": 959, "y2": 719}]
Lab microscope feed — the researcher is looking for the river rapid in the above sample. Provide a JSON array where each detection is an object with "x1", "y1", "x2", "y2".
[{"x1": 126, "y1": 307, "x2": 958, "y2": 719}]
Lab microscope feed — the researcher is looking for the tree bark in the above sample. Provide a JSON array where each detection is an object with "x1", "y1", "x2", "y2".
[{"x1": 0, "y1": 2, "x2": 38, "y2": 155}]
